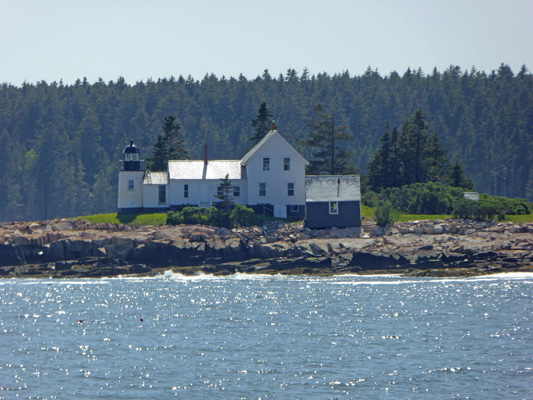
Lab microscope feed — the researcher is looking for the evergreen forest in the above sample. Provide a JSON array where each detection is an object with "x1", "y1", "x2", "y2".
[{"x1": 0, "y1": 64, "x2": 532, "y2": 222}]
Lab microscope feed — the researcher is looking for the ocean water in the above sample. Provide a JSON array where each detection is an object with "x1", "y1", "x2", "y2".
[{"x1": 0, "y1": 272, "x2": 532, "y2": 399}]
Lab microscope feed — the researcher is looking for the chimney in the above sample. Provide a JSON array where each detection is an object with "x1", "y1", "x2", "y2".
[
  {"x1": 271, "y1": 120, "x2": 277, "y2": 131},
  {"x1": 203, "y1": 143, "x2": 208, "y2": 164}
]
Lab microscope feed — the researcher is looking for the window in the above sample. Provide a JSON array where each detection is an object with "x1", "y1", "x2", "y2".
[
  {"x1": 287, "y1": 182, "x2": 294, "y2": 196},
  {"x1": 329, "y1": 201, "x2": 339, "y2": 215},
  {"x1": 217, "y1": 185, "x2": 223, "y2": 198},
  {"x1": 125, "y1": 153, "x2": 139, "y2": 162},
  {"x1": 289, "y1": 205, "x2": 299, "y2": 213},
  {"x1": 128, "y1": 180, "x2": 134, "y2": 191},
  {"x1": 259, "y1": 182, "x2": 266, "y2": 197},
  {"x1": 158, "y1": 185, "x2": 166, "y2": 204},
  {"x1": 233, "y1": 185, "x2": 240, "y2": 197},
  {"x1": 263, "y1": 157, "x2": 270, "y2": 171},
  {"x1": 184, "y1": 184, "x2": 189, "y2": 198},
  {"x1": 283, "y1": 157, "x2": 291, "y2": 171}
]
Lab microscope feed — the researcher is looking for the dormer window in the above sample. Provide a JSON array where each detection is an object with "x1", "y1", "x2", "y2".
[{"x1": 263, "y1": 158, "x2": 270, "y2": 171}]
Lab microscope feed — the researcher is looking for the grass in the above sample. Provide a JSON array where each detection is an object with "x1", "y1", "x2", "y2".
[
  {"x1": 504, "y1": 214, "x2": 533, "y2": 223},
  {"x1": 75, "y1": 211, "x2": 288, "y2": 227},
  {"x1": 361, "y1": 206, "x2": 533, "y2": 223},
  {"x1": 75, "y1": 208, "x2": 533, "y2": 227},
  {"x1": 395, "y1": 214, "x2": 450, "y2": 222},
  {"x1": 75, "y1": 212, "x2": 167, "y2": 226}
]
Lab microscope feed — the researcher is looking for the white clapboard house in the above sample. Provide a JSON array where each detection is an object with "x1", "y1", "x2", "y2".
[{"x1": 118, "y1": 129, "x2": 309, "y2": 219}]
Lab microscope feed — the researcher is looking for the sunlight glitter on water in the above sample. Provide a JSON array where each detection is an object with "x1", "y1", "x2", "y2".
[{"x1": 1, "y1": 273, "x2": 532, "y2": 399}]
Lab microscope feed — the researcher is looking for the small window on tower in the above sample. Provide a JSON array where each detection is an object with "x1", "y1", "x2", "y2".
[{"x1": 128, "y1": 180, "x2": 134, "y2": 191}]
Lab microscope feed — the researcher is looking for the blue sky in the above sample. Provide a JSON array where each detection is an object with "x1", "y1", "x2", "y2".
[{"x1": 1, "y1": 0, "x2": 532, "y2": 85}]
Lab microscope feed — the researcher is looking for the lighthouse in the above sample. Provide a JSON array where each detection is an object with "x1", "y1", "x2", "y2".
[{"x1": 117, "y1": 140, "x2": 144, "y2": 212}]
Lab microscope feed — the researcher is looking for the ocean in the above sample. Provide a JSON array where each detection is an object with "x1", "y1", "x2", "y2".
[{"x1": 1, "y1": 272, "x2": 532, "y2": 399}]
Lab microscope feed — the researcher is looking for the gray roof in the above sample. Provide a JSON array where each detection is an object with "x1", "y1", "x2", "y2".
[
  {"x1": 305, "y1": 175, "x2": 361, "y2": 202},
  {"x1": 143, "y1": 171, "x2": 168, "y2": 185},
  {"x1": 168, "y1": 160, "x2": 243, "y2": 180}
]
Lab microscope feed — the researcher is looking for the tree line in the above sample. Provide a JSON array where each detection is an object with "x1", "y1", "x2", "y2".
[{"x1": 0, "y1": 64, "x2": 532, "y2": 222}]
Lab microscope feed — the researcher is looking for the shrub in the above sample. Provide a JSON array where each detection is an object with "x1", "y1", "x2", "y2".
[
  {"x1": 452, "y1": 198, "x2": 476, "y2": 219},
  {"x1": 374, "y1": 201, "x2": 398, "y2": 227},
  {"x1": 231, "y1": 204, "x2": 255, "y2": 227},
  {"x1": 166, "y1": 204, "x2": 257, "y2": 228},
  {"x1": 166, "y1": 210, "x2": 183, "y2": 225},
  {"x1": 380, "y1": 182, "x2": 463, "y2": 215}
]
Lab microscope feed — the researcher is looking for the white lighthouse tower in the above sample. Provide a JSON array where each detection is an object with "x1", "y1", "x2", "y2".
[{"x1": 117, "y1": 140, "x2": 144, "y2": 212}]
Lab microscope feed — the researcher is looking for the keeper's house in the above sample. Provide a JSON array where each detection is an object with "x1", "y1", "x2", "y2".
[
  {"x1": 305, "y1": 175, "x2": 362, "y2": 229},
  {"x1": 117, "y1": 128, "x2": 308, "y2": 219}
]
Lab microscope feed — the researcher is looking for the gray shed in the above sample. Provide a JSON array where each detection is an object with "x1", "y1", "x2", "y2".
[{"x1": 305, "y1": 175, "x2": 362, "y2": 229}]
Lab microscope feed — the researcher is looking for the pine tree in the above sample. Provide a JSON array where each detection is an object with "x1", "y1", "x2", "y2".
[
  {"x1": 214, "y1": 174, "x2": 234, "y2": 213},
  {"x1": 367, "y1": 124, "x2": 402, "y2": 190},
  {"x1": 250, "y1": 102, "x2": 273, "y2": 145},
  {"x1": 147, "y1": 116, "x2": 189, "y2": 171},
  {"x1": 300, "y1": 103, "x2": 356, "y2": 175},
  {"x1": 163, "y1": 115, "x2": 189, "y2": 160},
  {"x1": 448, "y1": 161, "x2": 474, "y2": 189},
  {"x1": 368, "y1": 110, "x2": 471, "y2": 190},
  {"x1": 147, "y1": 134, "x2": 168, "y2": 171}
]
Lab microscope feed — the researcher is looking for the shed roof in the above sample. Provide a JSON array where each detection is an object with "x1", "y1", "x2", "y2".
[
  {"x1": 168, "y1": 160, "x2": 243, "y2": 180},
  {"x1": 305, "y1": 175, "x2": 361, "y2": 202},
  {"x1": 143, "y1": 171, "x2": 168, "y2": 185}
]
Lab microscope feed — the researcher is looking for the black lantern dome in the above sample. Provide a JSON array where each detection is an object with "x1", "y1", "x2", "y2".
[{"x1": 123, "y1": 139, "x2": 141, "y2": 171}]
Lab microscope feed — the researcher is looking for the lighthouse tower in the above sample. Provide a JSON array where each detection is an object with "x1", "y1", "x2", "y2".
[{"x1": 117, "y1": 140, "x2": 144, "y2": 212}]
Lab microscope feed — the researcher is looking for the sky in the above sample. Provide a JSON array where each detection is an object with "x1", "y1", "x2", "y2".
[{"x1": 1, "y1": 0, "x2": 532, "y2": 86}]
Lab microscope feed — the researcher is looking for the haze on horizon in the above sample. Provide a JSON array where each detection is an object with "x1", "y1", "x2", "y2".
[{"x1": 1, "y1": 0, "x2": 532, "y2": 86}]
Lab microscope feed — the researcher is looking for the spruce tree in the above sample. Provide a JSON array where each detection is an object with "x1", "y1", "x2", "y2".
[
  {"x1": 250, "y1": 102, "x2": 273, "y2": 145},
  {"x1": 367, "y1": 124, "x2": 402, "y2": 190},
  {"x1": 368, "y1": 110, "x2": 471, "y2": 190},
  {"x1": 147, "y1": 116, "x2": 189, "y2": 172},
  {"x1": 214, "y1": 174, "x2": 234, "y2": 213},
  {"x1": 300, "y1": 103, "x2": 356, "y2": 175},
  {"x1": 163, "y1": 115, "x2": 189, "y2": 160},
  {"x1": 146, "y1": 134, "x2": 168, "y2": 171}
]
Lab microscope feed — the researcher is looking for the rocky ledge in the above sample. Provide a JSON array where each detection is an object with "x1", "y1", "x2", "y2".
[{"x1": 0, "y1": 218, "x2": 532, "y2": 279}]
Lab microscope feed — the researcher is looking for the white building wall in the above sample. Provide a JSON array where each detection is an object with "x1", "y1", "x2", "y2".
[
  {"x1": 117, "y1": 171, "x2": 144, "y2": 209},
  {"x1": 143, "y1": 185, "x2": 169, "y2": 208},
  {"x1": 244, "y1": 134, "x2": 306, "y2": 218},
  {"x1": 169, "y1": 179, "x2": 247, "y2": 208}
]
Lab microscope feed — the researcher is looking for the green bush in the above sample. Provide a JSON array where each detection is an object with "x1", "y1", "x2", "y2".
[
  {"x1": 374, "y1": 201, "x2": 398, "y2": 227},
  {"x1": 452, "y1": 198, "x2": 476, "y2": 219},
  {"x1": 230, "y1": 204, "x2": 255, "y2": 227},
  {"x1": 166, "y1": 204, "x2": 257, "y2": 228},
  {"x1": 380, "y1": 182, "x2": 463, "y2": 215},
  {"x1": 166, "y1": 210, "x2": 183, "y2": 225},
  {"x1": 452, "y1": 196, "x2": 511, "y2": 221}
]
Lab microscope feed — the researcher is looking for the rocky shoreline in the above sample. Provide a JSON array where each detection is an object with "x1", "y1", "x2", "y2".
[{"x1": 1, "y1": 218, "x2": 532, "y2": 279}]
